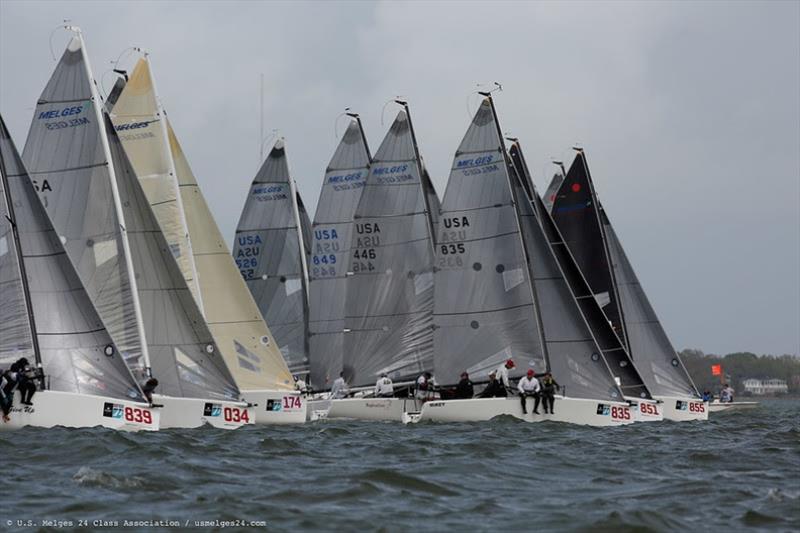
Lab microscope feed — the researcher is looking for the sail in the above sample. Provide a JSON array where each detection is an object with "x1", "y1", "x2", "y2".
[
  {"x1": 602, "y1": 211, "x2": 699, "y2": 397},
  {"x1": 543, "y1": 172, "x2": 564, "y2": 212},
  {"x1": 167, "y1": 121, "x2": 295, "y2": 391},
  {"x1": 307, "y1": 118, "x2": 371, "y2": 389},
  {"x1": 421, "y1": 165, "x2": 440, "y2": 242},
  {"x1": 233, "y1": 140, "x2": 310, "y2": 375},
  {"x1": 1, "y1": 116, "x2": 146, "y2": 401},
  {"x1": 433, "y1": 99, "x2": 545, "y2": 386},
  {"x1": 342, "y1": 109, "x2": 437, "y2": 386},
  {"x1": 23, "y1": 36, "x2": 240, "y2": 400},
  {"x1": 108, "y1": 59, "x2": 202, "y2": 305},
  {"x1": 509, "y1": 142, "x2": 647, "y2": 400},
  {"x1": 22, "y1": 36, "x2": 144, "y2": 376},
  {"x1": 550, "y1": 153, "x2": 628, "y2": 345}
]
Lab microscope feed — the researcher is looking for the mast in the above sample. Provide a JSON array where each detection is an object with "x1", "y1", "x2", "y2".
[
  {"x1": 0, "y1": 122, "x2": 43, "y2": 374},
  {"x1": 575, "y1": 149, "x2": 631, "y2": 354},
  {"x1": 146, "y1": 52, "x2": 205, "y2": 314},
  {"x1": 506, "y1": 139, "x2": 550, "y2": 370},
  {"x1": 394, "y1": 100, "x2": 436, "y2": 255},
  {"x1": 74, "y1": 27, "x2": 152, "y2": 376}
]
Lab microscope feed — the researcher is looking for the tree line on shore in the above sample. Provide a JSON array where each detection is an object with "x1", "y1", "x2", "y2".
[{"x1": 679, "y1": 349, "x2": 800, "y2": 395}]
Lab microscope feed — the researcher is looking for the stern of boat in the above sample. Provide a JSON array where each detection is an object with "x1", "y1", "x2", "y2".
[{"x1": 241, "y1": 390, "x2": 307, "y2": 424}]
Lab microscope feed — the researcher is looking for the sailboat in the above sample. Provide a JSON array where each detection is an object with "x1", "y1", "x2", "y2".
[
  {"x1": 107, "y1": 55, "x2": 304, "y2": 424},
  {"x1": 549, "y1": 151, "x2": 708, "y2": 421},
  {"x1": 508, "y1": 141, "x2": 662, "y2": 422},
  {"x1": 307, "y1": 114, "x2": 371, "y2": 394},
  {"x1": 414, "y1": 96, "x2": 636, "y2": 426},
  {"x1": 0, "y1": 115, "x2": 159, "y2": 431},
  {"x1": 233, "y1": 139, "x2": 311, "y2": 378},
  {"x1": 23, "y1": 28, "x2": 253, "y2": 429},
  {"x1": 316, "y1": 102, "x2": 440, "y2": 421}
]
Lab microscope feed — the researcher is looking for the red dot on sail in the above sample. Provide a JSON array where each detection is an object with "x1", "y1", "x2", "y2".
[{"x1": 571, "y1": 183, "x2": 581, "y2": 192}]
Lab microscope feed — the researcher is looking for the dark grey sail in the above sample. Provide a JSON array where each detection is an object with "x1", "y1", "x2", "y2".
[
  {"x1": 603, "y1": 219, "x2": 699, "y2": 397},
  {"x1": 342, "y1": 107, "x2": 438, "y2": 386},
  {"x1": 1, "y1": 115, "x2": 146, "y2": 401},
  {"x1": 509, "y1": 142, "x2": 650, "y2": 400},
  {"x1": 550, "y1": 152, "x2": 629, "y2": 348},
  {"x1": 23, "y1": 35, "x2": 240, "y2": 401},
  {"x1": 233, "y1": 140, "x2": 310, "y2": 376},
  {"x1": 433, "y1": 98, "x2": 546, "y2": 386},
  {"x1": 307, "y1": 117, "x2": 371, "y2": 390}
]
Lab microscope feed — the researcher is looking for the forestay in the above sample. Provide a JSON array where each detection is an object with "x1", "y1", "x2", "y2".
[
  {"x1": 23, "y1": 36, "x2": 239, "y2": 400},
  {"x1": 108, "y1": 58, "x2": 202, "y2": 305},
  {"x1": 166, "y1": 120, "x2": 295, "y2": 392},
  {"x1": 1, "y1": 115, "x2": 146, "y2": 401},
  {"x1": 509, "y1": 142, "x2": 645, "y2": 401},
  {"x1": 342, "y1": 108, "x2": 438, "y2": 386},
  {"x1": 233, "y1": 140, "x2": 310, "y2": 376},
  {"x1": 433, "y1": 99, "x2": 545, "y2": 386},
  {"x1": 307, "y1": 118, "x2": 371, "y2": 390}
]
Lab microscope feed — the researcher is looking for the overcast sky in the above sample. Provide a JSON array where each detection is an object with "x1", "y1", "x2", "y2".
[{"x1": 1, "y1": 1, "x2": 798, "y2": 357}]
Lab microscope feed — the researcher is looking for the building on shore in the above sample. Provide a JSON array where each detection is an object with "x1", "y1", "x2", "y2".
[{"x1": 741, "y1": 378, "x2": 788, "y2": 396}]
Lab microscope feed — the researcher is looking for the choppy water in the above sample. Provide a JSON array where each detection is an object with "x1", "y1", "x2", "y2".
[{"x1": 1, "y1": 399, "x2": 798, "y2": 532}]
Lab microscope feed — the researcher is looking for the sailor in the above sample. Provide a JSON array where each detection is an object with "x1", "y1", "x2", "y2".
[
  {"x1": 495, "y1": 359, "x2": 515, "y2": 392},
  {"x1": 720, "y1": 384, "x2": 735, "y2": 403},
  {"x1": 141, "y1": 377, "x2": 159, "y2": 403},
  {"x1": 415, "y1": 372, "x2": 436, "y2": 401},
  {"x1": 294, "y1": 375, "x2": 308, "y2": 394},
  {"x1": 517, "y1": 369, "x2": 541, "y2": 415},
  {"x1": 374, "y1": 373, "x2": 394, "y2": 397},
  {"x1": 478, "y1": 371, "x2": 507, "y2": 398},
  {"x1": 702, "y1": 390, "x2": 713, "y2": 402},
  {"x1": 5, "y1": 358, "x2": 36, "y2": 406},
  {"x1": 0, "y1": 370, "x2": 11, "y2": 422},
  {"x1": 454, "y1": 372, "x2": 474, "y2": 399},
  {"x1": 540, "y1": 372, "x2": 560, "y2": 414},
  {"x1": 330, "y1": 372, "x2": 348, "y2": 399}
]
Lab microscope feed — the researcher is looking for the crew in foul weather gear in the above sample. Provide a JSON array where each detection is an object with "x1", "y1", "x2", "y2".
[
  {"x1": 375, "y1": 374, "x2": 394, "y2": 397},
  {"x1": 495, "y1": 359, "x2": 515, "y2": 392},
  {"x1": 141, "y1": 377, "x2": 159, "y2": 403},
  {"x1": 454, "y1": 372, "x2": 474, "y2": 399},
  {"x1": 518, "y1": 369, "x2": 541, "y2": 414},
  {"x1": 478, "y1": 371, "x2": 507, "y2": 398},
  {"x1": 719, "y1": 384, "x2": 734, "y2": 403},
  {"x1": 702, "y1": 390, "x2": 713, "y2": 402},
  {"x1": 415, "y1": 372, "x2": 436, "y2": 402},
  {"x1": 540, "y1": 373, "x2": 560, "y2": 414}
]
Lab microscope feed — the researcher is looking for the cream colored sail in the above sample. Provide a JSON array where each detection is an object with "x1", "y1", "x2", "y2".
[
  {"x1": 167, "y1": 121, "x2": 294, "y2": 391},
  {"x1": 108, "y1": 59, "x2": 202, "y2": 307}
]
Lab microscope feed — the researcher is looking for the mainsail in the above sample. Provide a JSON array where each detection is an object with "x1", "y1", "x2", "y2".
[
  {"x1": 550, "y1": 153, "x2": 628, "y2": 347},
  {"x1": 342, "y1": 106, "x2": 438, "y2": 386},
  {"x1": 509, "y1": 142, "x2": 650, "y2": 400},
  {"x1": 548, "y1": 158, "x2": 698, "y2": 397},
  {"x1": 307, "y1": 117, "x2": 371, "y2": 390},
  {"x1": 1, "y1": 115, "x2": 146, "y2": 401},
  {"x1": 106, "y1": 55, "x2": 294, "y2": 392},
  {"x1": 23, "y1": 33, "x2": 240, "y2": 400},
  {"x1": 108, "y1": 58, "x2": 202, "y2": 306},
  {"x1": 233, "y1": 140, "x2": 311, "y2": 376},
  {"x1": 433, "y1": 98, "x2": 546, "y2": 386}
]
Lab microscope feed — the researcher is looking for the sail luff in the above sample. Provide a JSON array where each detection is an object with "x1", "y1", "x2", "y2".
[{"x1": 77, "y1": 31, "x2": 152, "y2": 373}]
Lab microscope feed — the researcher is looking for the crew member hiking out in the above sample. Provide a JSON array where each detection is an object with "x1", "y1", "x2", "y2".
[
  {"x1": 518, "y1": 369, "x2": 541, "y2": 415},
  {"x1": 496, "y1": 359, "x2": 515, "y2": 393},
  {"x1": 478, "y1": 371, "x2": 507, "y2": 398},
  {"x1": 540, "y1": 372, "x2": 560, "y2": 414}
]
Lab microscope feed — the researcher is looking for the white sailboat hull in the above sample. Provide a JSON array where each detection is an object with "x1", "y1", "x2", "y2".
[
  {"x1": 625, "y1": 396, "x2": 664, "y2": 422},
  {"x1": 656, "y1": 396, "x2": 709, "y2": 421},
  {"x1": 0, "y1": 390, "x2": 159, "y2": 431},
  {"x1": 241, "y1": 390, "x2": 306, "y2": 424},
  {"x1": 414, "y1": 396, "x2": 636, "y2": 427},
  {"x1": 154, "y1": 394, "x2": 253, "y2": 429},
  {"x1": 307, "y1": 397, "x2": 424, "y2": 422},
  {"x1": 708, "y1": 400, "x2": 759, "y2": 413}
]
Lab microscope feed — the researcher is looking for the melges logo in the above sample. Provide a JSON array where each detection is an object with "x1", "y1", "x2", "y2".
[
  {"x1": 266, "y1": 399, "x2": 282, "y2": 412},
  {"x1": 203, "y1": 403, "x2": 222, "y2": 417},
  {"x1": 114, "y1": 121, "x2": 152, "y2": 131},
  {"x1": 102, "y1": 402, "x2": 124, "y2": 419},
  {"x1": 596, "y1": 403, "x2": 611, "y2": 416},
  {"x1": 38, "y1": 106, "x2": 84, "y2": 120},
  {"x1": 456, "y1": 155, "x2": 493, "y2": 168}
]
